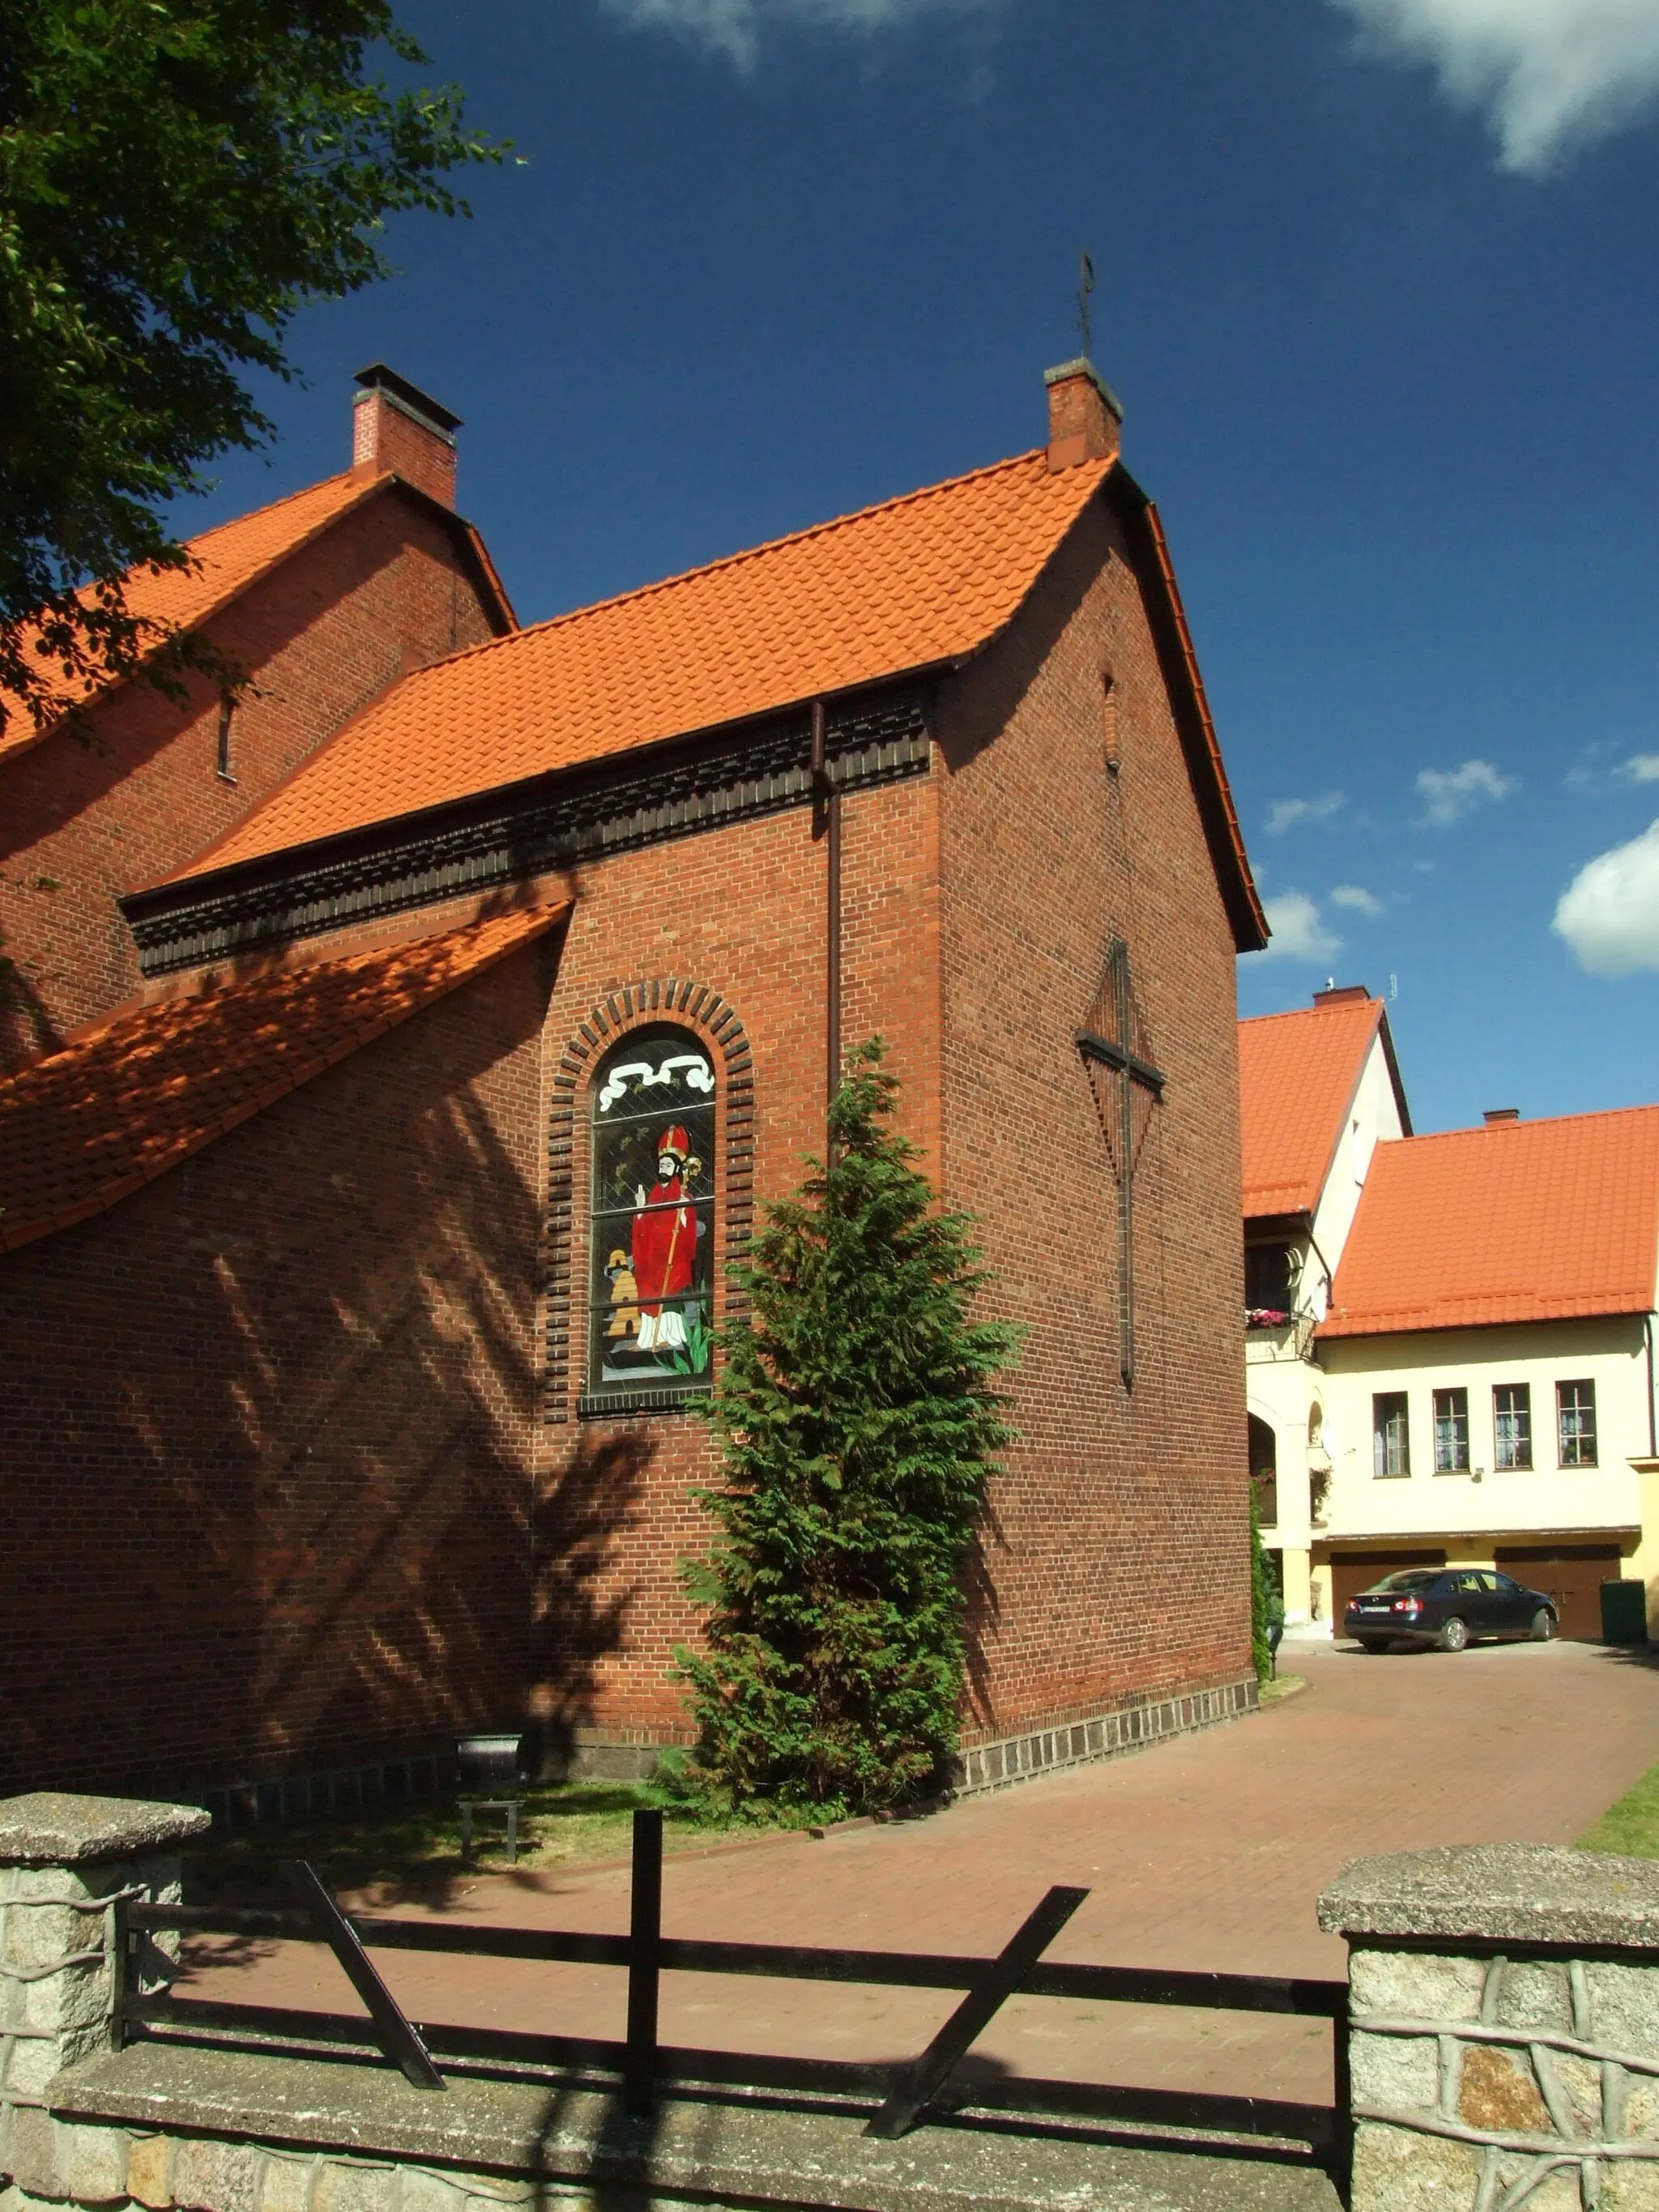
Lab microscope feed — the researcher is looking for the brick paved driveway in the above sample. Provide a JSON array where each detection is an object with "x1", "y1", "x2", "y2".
[{"x1": 184, "y1": 1639, "x2": 1659, "y2": 2113}]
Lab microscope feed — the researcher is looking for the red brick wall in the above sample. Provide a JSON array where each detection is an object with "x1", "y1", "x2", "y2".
[
  {"x1": 0, "y1": 488, "x2": 501, "y2": 1072},
  {"x1": 0, "y1": 942, "x2": 550, "y2": 1796},
  {"x1": 529, "y1": 784, "x2": 944, "y2": 1759},
  {"x1": 935, "y1": 497, "x2": 1252, "y2": 1740},
  {"x1": 527, "y1": 505, "x2": 1251, "y2": 1762},
  {"x1": 0, "y1": 494, "x2": 1251, "y2": 1795}
]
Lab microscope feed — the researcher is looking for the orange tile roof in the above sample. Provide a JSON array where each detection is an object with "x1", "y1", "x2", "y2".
[
  {"x1": 177, "y1": 448, "x2": 1117, "y2": 877},
  {"x1": 1239, "y1": 996, "x2": 1388, "y2": 1219},
  {"x1": 0, "y1": 902, "x2": 567, "y2": 1255},
  {"x1": 1320, "y1": 1106, "x2": 1659, "y2": 1337},
  {"x1": 0, "y1": 474, "x2": 385, "y2": 764}
]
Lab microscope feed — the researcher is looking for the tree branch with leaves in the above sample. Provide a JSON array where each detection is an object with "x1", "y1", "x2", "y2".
[{"x1": 0, "y1": 0, "x2": 505, "y2": 731}]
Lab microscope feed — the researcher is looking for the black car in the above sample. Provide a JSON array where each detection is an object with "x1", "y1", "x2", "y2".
[{"x1": 1345, "y1": 1568, "x2": 1558, "y2": 1653}]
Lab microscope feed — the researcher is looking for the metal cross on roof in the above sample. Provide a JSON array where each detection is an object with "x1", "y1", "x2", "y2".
[{"x1": 1078, "y1": 940, "x2": 1165, "y2": 1389}]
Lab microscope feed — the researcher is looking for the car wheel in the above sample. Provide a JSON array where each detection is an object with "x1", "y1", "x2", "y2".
[
  {"x1": 1438, "y1": 1615, "x2": 1470, "y2": 1653},
  {"x1": 1530, "y1": 1608, "x2": 1555, "y2": 1642},
  {"x1": 1357, "y1": 1639, "x2": 1390, "y2": 1654}
]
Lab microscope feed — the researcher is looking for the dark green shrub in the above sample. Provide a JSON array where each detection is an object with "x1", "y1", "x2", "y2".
[{"x1": 676, "y1": 1041, "x2": 1019, "y2": 1819}]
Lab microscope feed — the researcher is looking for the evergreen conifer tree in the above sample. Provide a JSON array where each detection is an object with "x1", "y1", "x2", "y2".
[
  {"x1": 677, "y1": 1041, "x2": 1019, "y2": 1818},
  {"x1": 1249, "y1": 1487, "x2": 1277, "y2": 1684}
]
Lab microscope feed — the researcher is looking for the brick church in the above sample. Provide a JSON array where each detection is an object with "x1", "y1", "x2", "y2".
[{"x1": 0, "y1": 360, "x2": 1267, "y2": 1802}]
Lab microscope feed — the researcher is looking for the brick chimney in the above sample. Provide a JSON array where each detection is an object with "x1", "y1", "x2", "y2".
[
  {"x1": 1044, "y1": 358, "x2": 1123, "y2": 472},
  {"x1": 1312, "y1": 983, "x2": 1371, "y2": 1007},
  {"x1": 1483, "y1": 1107, "x2": 1520, "y2": 1125},
  {"x1": 351, "y1": 364, "x2": 461, "y2": 508}
]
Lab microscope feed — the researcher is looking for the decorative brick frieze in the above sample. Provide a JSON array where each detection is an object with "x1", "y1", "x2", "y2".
[{"x1": 122, "y1": 693, "x2": 931, "y2": 978}]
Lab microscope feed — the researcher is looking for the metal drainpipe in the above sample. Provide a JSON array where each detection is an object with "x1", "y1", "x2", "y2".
[
  {"x1": 812, "y1": 699, "x2": 841, "y2": 1117},
  {"x1": 1646, "y1": 1312, "x2": 1657, "y2": 1460},
  {"x1": 1305, "y1": 1226, "x2": 1337, "y2": 1311}
]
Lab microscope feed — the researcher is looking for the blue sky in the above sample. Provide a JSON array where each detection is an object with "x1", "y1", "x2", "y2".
[{"x1": 187, "y1": 0, "x2": 1659, "y2": 1136}]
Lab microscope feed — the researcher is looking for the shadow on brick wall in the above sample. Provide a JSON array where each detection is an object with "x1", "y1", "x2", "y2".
[
  {"x1": 530, "y1": 1429, "x2": 656, "y2": 1779},
  {"x1": 0, "y1": 920, "x2": 66, "y2": 1069},
  {"x1": 0, "y1": 941, "x2": 566, "y2": 1799}
]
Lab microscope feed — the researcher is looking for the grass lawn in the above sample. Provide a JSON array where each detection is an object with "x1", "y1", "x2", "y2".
[
  {"x1": 181, "y1": 1779, "x2": 743, "y2": 1908},
  {"x1": 1579, "y1": 1760, "x2": 1659, "y2": 1859}
]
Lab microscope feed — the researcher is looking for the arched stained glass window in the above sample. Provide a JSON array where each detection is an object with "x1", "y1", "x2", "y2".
[{"x1": 589, "y1": 1026, "x2": 715, "y2": 1399}]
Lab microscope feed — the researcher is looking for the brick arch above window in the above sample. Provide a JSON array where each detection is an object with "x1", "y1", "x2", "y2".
[{"x1": 544, "y1": 980, "x2": 754, "y2": 1423}]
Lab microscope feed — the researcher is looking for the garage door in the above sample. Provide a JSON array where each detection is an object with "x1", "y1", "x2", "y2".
[
  {"x1": 1329, "y1": 1549, "x2": 1447, "y2": 1621},
  {"x1": 1495, "y1": 1546, "x2": 1623, "y2": 1641}
]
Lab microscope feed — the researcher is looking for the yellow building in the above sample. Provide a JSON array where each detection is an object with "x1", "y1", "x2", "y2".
[{"x1": 1243, "y1": 989, "x2": 1659, "y2": 1640}]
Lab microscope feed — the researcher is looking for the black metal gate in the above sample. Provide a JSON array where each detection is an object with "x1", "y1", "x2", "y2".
[{"x1": 115, "y1": 1812, "x2": 1349, "y2": 2191}]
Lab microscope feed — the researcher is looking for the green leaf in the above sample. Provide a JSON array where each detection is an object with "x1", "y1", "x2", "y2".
[{"x1": 0, "y1": 0, "x2": 509, "y2": 732}]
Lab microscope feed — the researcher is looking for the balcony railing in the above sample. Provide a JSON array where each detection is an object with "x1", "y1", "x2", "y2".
[{"x1": 1244, "y1": 1308, "x2": 1318, "y2": 1359}]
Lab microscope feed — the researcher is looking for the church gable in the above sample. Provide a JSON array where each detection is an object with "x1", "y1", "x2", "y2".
[
  {"x1": 113, "y1": 382, "x2": 1261, "y2": 989},
  {"x1": 929, "y1": 417, "x2": 1254, "y2": 1733},
  {"x1": 0, "y1": 368, "x2": 514, "y2": 1075}
]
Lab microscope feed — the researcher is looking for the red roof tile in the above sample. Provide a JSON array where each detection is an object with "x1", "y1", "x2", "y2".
[
  {"x1": 0, "y1": 903, "x2": 567, "y2": 1255},
  {"x1": 2, "y1": 470, "x2": 516, "y2": 765},
  {"x1": 175, "y1": 449, "x2": 1119, "y2": 877},
  {"x1": 0, "y1": 474, "x2": 386, "y2": 763},
  {"x1": 1239, "y1": 997, "x2": 1388, "y2": 1219},
  {"x1": 1320, "y1": 1106, "x2": 1659, "y2": 1337}
]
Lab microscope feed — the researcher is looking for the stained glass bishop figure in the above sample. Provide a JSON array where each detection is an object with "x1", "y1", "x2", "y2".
[
  {"x1": 588, "y1": 1027, "x2": 716, "y2": 1399},
  {"x1": 1078, "y1": 940, "x2": 1164, "y2": 1388}
]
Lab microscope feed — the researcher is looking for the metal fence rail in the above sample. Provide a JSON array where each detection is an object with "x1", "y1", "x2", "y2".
[{"x1": 114, "y1": 1811, "x2": 1350, "y2": 2186}]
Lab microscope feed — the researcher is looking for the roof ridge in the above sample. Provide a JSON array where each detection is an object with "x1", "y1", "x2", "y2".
[
  {"x1": 1240, "y1": 999, "x2": 1379, "y2": 1029},
  {"x1": 1385, "y1": 1102, "x2": 1659, "y2": 1147},
  {"x1": 375, "y1": 446, "x2": 1060, "y2": 694}
]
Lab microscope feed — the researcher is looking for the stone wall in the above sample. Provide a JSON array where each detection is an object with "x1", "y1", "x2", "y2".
[
  {"x1": 9, "y1": 2045, "x2": 1339, "y2": 2212},
  {"x1": 24, "y1": 1797, "x2": 1659, "y2": 2212},
  {"x1": 1, "y1": 1791, "x2": 1338, "y2": 2212},
  {"x1": 7, "y1": 2099, "x2": 578, "y2": 2212},
  {"x1": 1321, "y1": 1842, "x2": 1659, "y2": 2212},
  {"x1": 0, "y1": 1796, "x2": 206, "y2": 2195}
]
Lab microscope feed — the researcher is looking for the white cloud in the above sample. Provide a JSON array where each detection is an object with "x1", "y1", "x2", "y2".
[
  {"x1": 1554, "y1": 819, "x2": 1659, "y2": 975},
  {"x1": 1330, "y1": 884, "x2": 1384, "y2": 916},
  {"x1": 600, "y1": 0, "x2": 994, "y2": 66},
  {"x1": 1265, "y1": 791, "x2": 1346, "y2": 834},
  {"x1": 1244, "y1": 890, "x2": 1344, "y2": 964},
  {"x1": 1624, "y1": 753, "x2": 1659, "y2": 782},
  {"x1": 1416, "y1": 757, "x2": 1514, "y2": 825},
  {"x1": 1326, "y1": 0, "x2": 1659, "y2": 173}
]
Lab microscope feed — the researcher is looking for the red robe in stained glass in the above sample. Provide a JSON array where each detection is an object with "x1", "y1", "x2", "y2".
[{"x1": 632, "y1": 1173, "x2": 694, "y2": 1335}]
